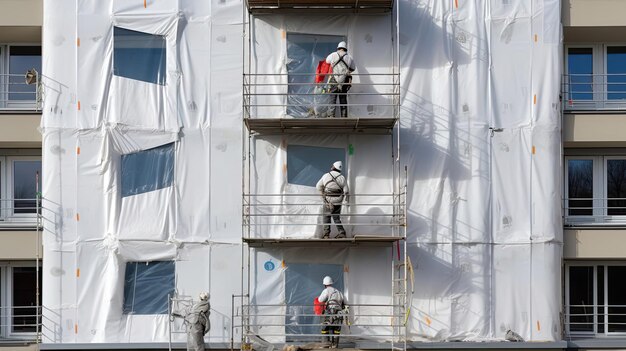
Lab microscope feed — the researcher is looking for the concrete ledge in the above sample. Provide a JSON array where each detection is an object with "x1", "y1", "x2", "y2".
[{"x1": 567, "y1": 338, "x2": 626, "y2": 348}]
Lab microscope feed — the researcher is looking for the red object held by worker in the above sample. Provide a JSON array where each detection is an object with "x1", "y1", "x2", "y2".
[
  {"x1": 314, "y1": 297, "x2": 325, "y2": 315},
  {"x1": 315, "y1": 60, "x2": 332, "y2": 83}
]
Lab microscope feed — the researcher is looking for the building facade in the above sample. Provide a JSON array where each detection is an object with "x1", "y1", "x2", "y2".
[
  {"x1": 1, "y1": 0, "x2": 626, "y2": 350},
  {"x1": 0, "y1": 0, "x2": 43, "y2": 350},
  {"x1": 561, "y1": 0, "x2": 626, "y2": 348}
]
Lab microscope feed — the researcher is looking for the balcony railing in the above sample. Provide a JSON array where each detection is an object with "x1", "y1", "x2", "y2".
[
  {"x1": 0, "y1": 305, "x2": 41, "y2": 343},
  {"x1": 243, "y1": 73, "x2": 400, "y2": 120},
  {"x1": 563, "y1": 197, "x2": 626, "y2": 226},
  {"x1": 0, "y1": 198, "x2": 42, "y2": 229},
  {"x1": 0, "y1": 73, "x2": 42, "y2": 111},
  {"x1": 563, "y1": 73, "x2": 626, "y2": 111},
  {"x1": 565, "y1": 303, "x2": 626, "y2": 336}
]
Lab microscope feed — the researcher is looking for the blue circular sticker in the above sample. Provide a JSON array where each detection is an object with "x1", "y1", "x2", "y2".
[{"x1": 264, "y1": 261, "x2": 275, "y2": 271}]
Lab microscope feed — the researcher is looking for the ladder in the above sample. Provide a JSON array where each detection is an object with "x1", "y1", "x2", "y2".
[{"x1": 391, "y1": 253, "x2": 408, "y2": 351}]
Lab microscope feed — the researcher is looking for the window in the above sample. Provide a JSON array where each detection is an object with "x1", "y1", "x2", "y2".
[
  {"x1": 113, "y1": 27, "x2": 166, "y2": 85},
  {"x1": 567, "y1": 48, "x2": 593, "y2": 101},
  {"x1": 286, "y1": 34, "x2": 345, "y2": 117},
  {"x1": 121, "y1": 143, "x2": 174, "y2": 197},
  {"x1": 0, "y1": 262, "x2": 41, "y2": 338},
  {"x1": 0, "y1": 45, "x2": 42, "y2": 109},
  {"x1": 284, "y1": 263, "x2": 344, "y2": 340},
  {"x1": 0, "y1": 155, "x2": 42, "y2": 221},
  {"x1": 11, "y1": 159, "x2": 42, "y2": 214},
  {"x1": 564, "y1": 156, "x2": 626, "y2": 224},
  {"x1": 566, "y1": 263, "x2": 626, "y2": 336},
  {"x1": 286, "y1": 145, "x2": 345, "y2": 187},
  {"x1": 123, "y1": 261, "x2": 175, "y2": 315},
  {"x1": 565, "y1": 44, "x2": 626, "y2": 109}
]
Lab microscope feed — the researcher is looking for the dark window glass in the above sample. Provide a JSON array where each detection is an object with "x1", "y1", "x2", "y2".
[
  {"x1": 567, "y1": 48, "x2": 593, "y2": 101},
  {"x1": 287, "y1": 145, "x2": 345, "y2": 187},
  {"x1": 607, "y1": 47, "x2": 626, "y2": 100},
  {"x1": 284, "y1": 263, "x2": 344, "y2": 341},
  {"x1": 286, "y1": 34, "x2": 345, "y2": 117},
  {"x1": 607, "y1": 159, "x2": 626, "y2": 215},
  {"x1": 113, "y1": 27, "x2": 166, "y2": 85},
  {"x1": 12, "y1": 266, "x2": 41, "y2": 333},
  {"x1": 568, "y1": 159, "x2": 593, "y2": 216},
  {"x1": 123, "y1": 261, "x2": 175, "y2": 314},
  {"x1": 569, "y1": 266, "x2": 594, "y2": 332},
  {"x1": 608, "y1": 266, "x2": 626, "y2": 332},
  {"x1": 8, "y1": 46, "x2": 41, "y2": 101},
  {"x1": 13, "y1": 160, "x2": 42, "y2": 214},
  {"x1": 598, "y1": 266, "x2": 605, "y2": 333},
  {"x1": 121, "y1": 143, "x2": 174, "y2": 197}
]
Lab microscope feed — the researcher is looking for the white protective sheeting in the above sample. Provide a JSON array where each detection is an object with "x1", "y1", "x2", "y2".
[{"x1": 41, "y1": 0, "x2": 562, "y2": 346}]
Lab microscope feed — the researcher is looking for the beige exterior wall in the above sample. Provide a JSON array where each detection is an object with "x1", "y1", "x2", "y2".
[
  {"x1": 563, "y1": 0, "x2": 626, "y2": 27},
  {"x1": 0, "y1": 0, "x2": 42, "y2": 42},
  {"x1": 563, "y1": 113, "x2": 626, "y2": 147},
  {"x1": 0, "y1": 114, "x2": 41, "y2": 147},
  {"x1": 0, "y1": 0, "x2": 42, "y2": 27},
  {"x1": 564, "y1": 228, "x2": 626, "y2": 259},
  {"x1": 0, "y1": 230, "x2": 41, "y2": 259}
]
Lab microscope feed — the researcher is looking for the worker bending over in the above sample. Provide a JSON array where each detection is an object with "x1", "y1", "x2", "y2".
[
  {"x1": 326, "y1": 41, "x2": 355, "y2": 118},
  {"x1": 316, "y1": 161, "x2": 349, "y2": 239},
  {"x1": 318, "y1": 276, "x2": 345, "y2": 348}
]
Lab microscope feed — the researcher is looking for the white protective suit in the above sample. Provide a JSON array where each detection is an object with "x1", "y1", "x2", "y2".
[
  {"x1": 326, "y1": 51, "x2": 355, "y2": 87},
  {"x1": 186, "y1": 299, "x2": 210, "y2": 351},
  {"x1": 316, "y1": 170, "x2": 349, "y2": 205}
]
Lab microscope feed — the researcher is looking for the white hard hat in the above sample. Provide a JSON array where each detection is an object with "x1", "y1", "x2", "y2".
[
  {"x1": 332, "y1": 161, "x2": 343, "y2": 172},
  {"x1": 199, "y1": 292, "x2": 209, "y2": 301},
  {"x1": 337, "y1": 41, "x2": 347, "y2": 50},
  {"x1": 323, "y1": 276, "x2": 334, "y2": 285}
]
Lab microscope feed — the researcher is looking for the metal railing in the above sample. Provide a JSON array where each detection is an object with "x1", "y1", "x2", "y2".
[
  {"x1": 0, "y1": 198, "x2": 42, "y2": 229},
  {"x1": 243, "y1": 73, "x2": 400, "y2": 119},
  {"x1": 563, "y1": 197, "x2": 626, "y2": 226},
  {"x1": 562, "y1": 73, "x2": 626, "y2": 111},
  {"x1": 242, "y1": 193, "x2": 406, "y2": 238},
  {"x1": 0, "y1": 73, "x2": 41, "y2": 111},
  {"x1": 239, "y1": 303, "x2": 405, "y2": 344},
  {"x1": 565, "y1": 303, "x2": 626, "y2": 336},
  {"x1": 0, "y1": 305, "x2": 41, "y2": 343}
]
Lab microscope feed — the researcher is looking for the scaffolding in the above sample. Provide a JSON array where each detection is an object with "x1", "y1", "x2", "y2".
[{"x1": 239, "y1": 0, "x2": 406, "y2": 349}]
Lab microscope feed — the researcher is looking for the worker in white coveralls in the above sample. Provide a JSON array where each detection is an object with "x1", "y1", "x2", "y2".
[
  {"x1": 316, "y1": 161, "x2": 349, "y2": 239},
  {"x1": 318, "y1": 276, "x2": 345, "y2": 348},
  {"x1": 326, "y1": 41, "x2": 355, "y2": 118},
  {"x1": 186, "y1": 292, "x2": 210, "y2": 351}
]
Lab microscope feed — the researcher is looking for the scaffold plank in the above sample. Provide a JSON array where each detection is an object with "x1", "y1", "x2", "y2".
[{"x1": 244, "y1": 117, "x2": 398, "y2": 134}]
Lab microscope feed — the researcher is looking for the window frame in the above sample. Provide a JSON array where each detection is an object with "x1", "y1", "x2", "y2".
[
  {"x1": 0, "y1": 155, "x2": 42, "y2": 223},
  {"x1": 565, "y1": 43, "x2": 626, "y2": 109},
  {"x1": 564, "y1": 156, "x2": 603, "y2": 223},
  {"x1": 5, "y1": 156, "x2": 42, "y2": 219},
  {"x1": 566, "y1": 262, "x2": 626, "y2": 337},
  {"x1": 0, "y1": 44, "x2": 42, "y2": 110},
  {"x1": 0, "y1": 261, "x2": 40, "y2": 339},
  {"x1": 563, "y1": 155, "x2": 626, "y2": 225},
  {"x1": 603, "y1": 156, "x2": 626, "y2": 221}
]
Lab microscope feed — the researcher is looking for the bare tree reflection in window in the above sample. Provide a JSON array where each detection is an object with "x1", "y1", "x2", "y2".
[
  {"x1": 568, "y1": 160, "x2": 593, "y2": 216},
  {"x1": 607, "y1": 160, "x2": 626, "y2": 215}
]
